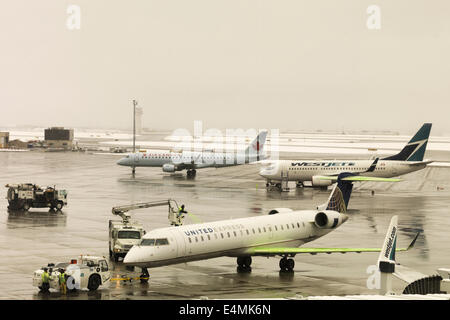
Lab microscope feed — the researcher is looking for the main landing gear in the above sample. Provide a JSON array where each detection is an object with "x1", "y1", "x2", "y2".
[
  {"x1": 279, "y1": 257, "x2": 295, "y2": 273},
  {"x1": 186, "y1": 169, "x2": 197, "y2": 179},
  {"x1": 236, "y1": 256, "x2": 252, "y2": 273},
  {"x1": 266, "y1": 182, "x2": 282, "y2": 190}
]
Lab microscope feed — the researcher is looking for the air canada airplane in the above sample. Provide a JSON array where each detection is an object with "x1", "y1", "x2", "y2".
[
  {"x1": 260, "y1": 123, "x2": 432, "y2": 189},
  {"x1": 117, "y1": 131, "x2": 268, "y2": 177},
  {"x1": 123, "y1": 174, "x2": 416, "y2": 276}
]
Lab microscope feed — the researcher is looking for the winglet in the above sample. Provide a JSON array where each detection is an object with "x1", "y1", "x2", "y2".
[
  {"x1": 378, "y1": 215, "x2": 399, "y2": 264},
  {"x1": 406, "y1": 232, "x2": 420, "y2": 251},
  {"x1": 365, "y1": 157, "x2": 379, "y2": 173}
]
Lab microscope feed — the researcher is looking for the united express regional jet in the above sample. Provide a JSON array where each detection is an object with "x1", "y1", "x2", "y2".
[
  {"x1": 123, "y1": 174, "x2": 416, "y2": 275},
  {"x1": 260, "y1": 123, "x2": 432, "y2": 189},
  {"x1": 117, "y1": 131, "x2": 268, "y2": 178}
]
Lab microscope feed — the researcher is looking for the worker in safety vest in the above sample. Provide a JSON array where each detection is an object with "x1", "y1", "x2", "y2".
[
  {"x1": 58, "y1": 268, "x2": 67, "y2": 294},
  {"x1": 41, "y1": 268, "x2": 50, "y2": 293},
  {"x1": 176, "y1": 205, "x2": 187, "y2": 226}
]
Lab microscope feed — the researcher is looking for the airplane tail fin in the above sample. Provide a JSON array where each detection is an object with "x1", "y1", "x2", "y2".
[
  {"x1": 322, "y1": 173, "x2": 354, "y2": 213},
  {"x1": 383, "y1": 123, "x2": 432, "y2": 162},
  {"x1": 246, "y1": 131, "x2": 268, "y2": 161}
]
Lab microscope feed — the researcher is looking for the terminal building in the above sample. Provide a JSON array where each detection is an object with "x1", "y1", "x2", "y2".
[
  {"x1": 44, "y1": 127, "x2": 74, "y2": 150},
  {"x1": 0, "y1": 132, "x2": 9, "y2": 148}
]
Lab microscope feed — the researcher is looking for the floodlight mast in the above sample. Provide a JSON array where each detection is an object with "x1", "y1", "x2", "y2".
[{"x1": 132, "y1": 99, "x2": 137, "y2": 176}]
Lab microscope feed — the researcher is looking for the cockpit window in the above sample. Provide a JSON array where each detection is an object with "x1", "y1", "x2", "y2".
[
  {"x1": 140, "y1": 238, "x2": 169, "y2": 246},
  {"x1": 155, "y1": 238, "x2": 169, "y2": 246},
  {"x1": 141, "y1": 239, "x2": 155, "y2": 246}
]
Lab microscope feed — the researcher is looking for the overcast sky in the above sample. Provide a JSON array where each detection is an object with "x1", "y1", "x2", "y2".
[{"x1": 1, "y1": 1, "x2": 449, "y2": 135}]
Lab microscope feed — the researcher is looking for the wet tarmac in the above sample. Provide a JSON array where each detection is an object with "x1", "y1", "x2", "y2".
[{"x1": 1, "y1": 150, "x2": 450, "y2": 300}]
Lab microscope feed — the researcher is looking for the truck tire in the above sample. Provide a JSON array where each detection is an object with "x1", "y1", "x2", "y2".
[
  {"x1": 23, "y1": 203, "x2": 30, "y2": 211},
  {"x1": 55, "y1": 201, "x2": 63, "y2": 211},
  {"x1": 87, "y1": 274, "x2": 101, "y2": 291}
]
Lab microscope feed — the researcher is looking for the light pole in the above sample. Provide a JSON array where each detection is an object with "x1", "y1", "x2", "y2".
[{"x1": 132, "y1": 99, "x2": 137, "y2": 176}]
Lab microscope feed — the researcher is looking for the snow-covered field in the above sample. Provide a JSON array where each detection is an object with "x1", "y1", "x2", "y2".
[{"x1": 4, "y1": 127, "x2": 450, "y2": 159}]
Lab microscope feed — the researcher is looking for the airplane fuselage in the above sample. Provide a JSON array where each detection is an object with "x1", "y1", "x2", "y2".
[
  {"x1": 260, "y1": 160, "x2": 427, "y2": 184},
  {"x1": 118, "y1": 150, "x2": 265, "y2": 170},
  {"x1": 123, "y1": 209, "x2": 346, "y2": 268}
]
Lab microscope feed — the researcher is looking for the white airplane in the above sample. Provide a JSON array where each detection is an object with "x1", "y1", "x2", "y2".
[
  {"x1": 123, "y1": 174, "x2": 416, "y2": 277},
  {"x1": 260, "y1": 123, "x2": 433, "y2": 189},
  {"x1": 117, "y1": 131, "x2": 268, "y2": 178}
]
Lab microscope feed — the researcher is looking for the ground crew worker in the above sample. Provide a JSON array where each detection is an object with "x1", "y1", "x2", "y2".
[
  {"x1": 41, "y1": 268, "x2": 50, "y2": 293},
  {"x1": 58, "y1": 268, "x2": 67, "y2": 294},
  {"x1": 176, "y1": 205, "x2": 188, "y2": 226}
]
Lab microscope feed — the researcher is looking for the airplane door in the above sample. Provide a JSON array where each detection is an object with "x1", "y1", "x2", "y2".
[{"x1": 170, "y1": 230, "x2": 186, "y2": 258}]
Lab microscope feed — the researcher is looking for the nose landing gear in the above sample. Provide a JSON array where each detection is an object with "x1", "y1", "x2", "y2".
[{"x1": 140, "y1": 268, "x2": 149, "y2": 283}]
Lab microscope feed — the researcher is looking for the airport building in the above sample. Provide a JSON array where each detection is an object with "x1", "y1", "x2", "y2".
[
  {"x1": 0, "y1": 132, "x2": 9, "y2": 148},
  {"x1": 44, "y1": 127, "x2": 74, "y2": 150}
]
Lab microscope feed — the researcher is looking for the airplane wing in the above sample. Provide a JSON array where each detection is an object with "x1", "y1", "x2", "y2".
[
  {"x1": 318, "y1": 176, "x2": 401, "y2": 182},
  {"x1": 250, "y1": 243, "x2": 415, "y2": 256},
  {"x1": 251, "y1": 217, "x2": 419, "y2": 257},
  {"x1": 406, "y1": 160, "x2": 434, "y2": 166},
  {"x1": 426, "y1": 161, "x2": 450, "y2": 168},
  {"x1": 315, "y1": 158, "x2": 401, "y2": 182}
]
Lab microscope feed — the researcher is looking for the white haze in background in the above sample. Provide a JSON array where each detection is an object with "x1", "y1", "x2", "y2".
[{"x1": 1, "y1": 1, "x2": 450, "y2": 135}]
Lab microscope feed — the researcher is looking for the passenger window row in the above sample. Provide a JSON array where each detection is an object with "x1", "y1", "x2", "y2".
[{"x1": 186, "y1": 221, "x2": 307, "y2": 243}]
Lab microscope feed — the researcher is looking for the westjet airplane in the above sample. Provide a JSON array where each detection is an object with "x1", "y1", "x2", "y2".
[
  {"x1": 117, "y1": 131, "x2": 268, "y2": 177},
  {"x1": 260, "y1": 123, "x2": 432, "y2": 189},
  {"x1": 123, "y1": 174, "x2": 416, "y2": 277}
]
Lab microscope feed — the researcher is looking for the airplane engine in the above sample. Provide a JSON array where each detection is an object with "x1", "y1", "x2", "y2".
[
  {"x1": 311, "y1": 176, "x2": 333, "y2": 187},
  {"x1": 162, "y1": 164, "x2": 177, "y2": 173},
  {"x1": 314, "y1": 211, "x2": 341, "y2": 229},
  {"x1": 268, "y1": 208, "x2": 293, "y2": 215}
]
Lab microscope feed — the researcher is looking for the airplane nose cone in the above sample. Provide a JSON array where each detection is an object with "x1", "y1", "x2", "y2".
[
  {"x1": 117, "y1": 157, "x2": 128, "y2": 166},
  {"x1": 259, "y1": 168, "x2": 268, "y2": 177},
  {"x1": 123, "y1": 247, "x2": 139, "y2": 264},
  {"x1": 259, "y1": 162, "x2": 278, "y2": 178}
]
